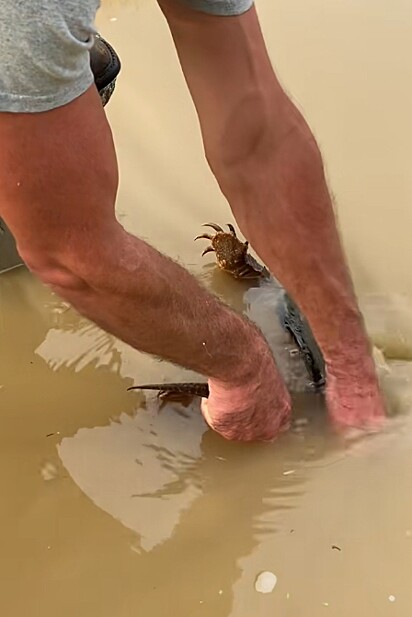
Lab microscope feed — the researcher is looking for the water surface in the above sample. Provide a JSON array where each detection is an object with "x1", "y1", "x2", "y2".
[{"x1": 1, "y1": 1, "x2": 412, "y2": 615}]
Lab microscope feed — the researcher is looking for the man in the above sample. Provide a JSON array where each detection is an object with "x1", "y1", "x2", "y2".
[{"x1": 0, "y1": 0, "x2": 386, "y2": 441}]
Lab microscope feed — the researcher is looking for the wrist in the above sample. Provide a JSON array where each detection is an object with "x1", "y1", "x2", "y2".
[
  {"x1": 206, "y1": 335, "x2": 292, "y2": 439},
  {"x1": 210, "y1": 325, "x2": 274, "y2": 387},
  {"x1": 323, "y1": 308, "x2": 374, "y2": 370},
  {"x1": 209, "y1": 329, "x2": 289, "y2": 401}
]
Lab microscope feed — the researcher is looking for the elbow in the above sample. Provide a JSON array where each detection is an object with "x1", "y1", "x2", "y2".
[
  {"x1": 21, "y1": 249, "x2": 91, "y2": 294},
  {"x1": 18, "y1": 227, "x2": 125, "y2": 296}
]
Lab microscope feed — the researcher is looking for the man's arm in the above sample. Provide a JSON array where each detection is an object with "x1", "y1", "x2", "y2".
[
  {"x1": 0, "y1": 1, "x2": 291, "y2": 442},
  {"x1": 1, "y1": 90, "x2": 250, "y2": 387},
  {"x1": 0, "y1": 84, "x2": 290, "y2": 441},
  {"x1": 158, "y1": 0, "x2": 386, "y2": 428}
]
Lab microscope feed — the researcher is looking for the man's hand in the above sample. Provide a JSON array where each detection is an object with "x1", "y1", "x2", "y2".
[
  {"x1": 201, "y1": 341, "x2": 291, "y2": 441},
  {"x1": 326, "y1": 358, "x2": 387, "y2": 432}
]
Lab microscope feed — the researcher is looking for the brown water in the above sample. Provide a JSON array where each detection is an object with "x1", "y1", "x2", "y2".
[{"x1": 1, "y1": 1, "x2": 412, "y2": 615}]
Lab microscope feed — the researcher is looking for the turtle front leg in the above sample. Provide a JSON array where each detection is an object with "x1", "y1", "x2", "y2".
[{"x1": 195, "y1": 222, "x2": 268, "y2": 280}]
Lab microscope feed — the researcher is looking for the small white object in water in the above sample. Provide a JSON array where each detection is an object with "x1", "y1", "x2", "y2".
[
  {"x1": 283, "y1": 470, "x2": 296, "y2": 476},
  {"x1": 41, "y1": 462, "x2": 58, "y2": 481},
  {"x1": 294, "y1": 418, "x2": 309, "y2": 428},
  {"x1": 323, "y1": 602, "x2": 329, "y2": 607},
  {"x1": 389, "y1": 595, "x2": 396, "y2": 602},
  {"x1": 109, "y1": 17, "x2": 118, "y2": 22},
  {"x1": 255, "y1": 571, "x2": 278, "y2": 594},
  {"x1": 219, "y1": 590, "x2": 223, "y2": 595}
]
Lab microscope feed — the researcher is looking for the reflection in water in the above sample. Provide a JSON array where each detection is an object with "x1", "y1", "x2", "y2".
[
  {"x1": 37, "y1": 323, "x2": 119, "y2": 373},
  {"x1": 58, "y1": 402, "x2": 207, "y2": 552},
  {"x1": 1, "y1": 0, "x2": 412, "y2": 615},
  {"x1": 58, "y1": 388, "x2": 341, "y2": 615}
]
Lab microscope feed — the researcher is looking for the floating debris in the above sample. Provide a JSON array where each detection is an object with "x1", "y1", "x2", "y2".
[
  {"x1": 255, "y1": 571, "x2": 278, "y2": 594},
  {"x1": 40, "y1": 462, "x2": 58, "y2": 481},
  {"x1": 283, "y1": 470, "x2": 296, "y2": 476},
  {"x1": 294, "y1": 418, "x2": 309, "y2": 428},
  {"x1": 332, "y1": 545, "x2": 342, "y2": 551},
  {"x1": 389, "y1": 595, "x2": 396, "y2": 603}
]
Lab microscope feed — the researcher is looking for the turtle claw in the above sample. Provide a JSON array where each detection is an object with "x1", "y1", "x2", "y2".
[
  {"x1": 194, "y1": 233, "x2": 214, "y2": 241},
  {"x1": 227, "y1": 223, "x2": 237, "y2": 236},
  {"x1": 201, "y1": 246, "x2": 215, "y2": 257},
  {"x1": 203, "y1": 223, "x2": 224, "y2": 233}
]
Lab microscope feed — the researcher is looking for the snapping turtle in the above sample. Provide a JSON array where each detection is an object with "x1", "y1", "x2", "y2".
[{"x1": 128, "y1": 223, "x2": 325, "y2": 400}]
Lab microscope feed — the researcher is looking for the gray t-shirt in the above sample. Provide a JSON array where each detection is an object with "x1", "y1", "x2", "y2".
[{"x1": 0, "y1": 0, "x2": 254, "y2": 113}]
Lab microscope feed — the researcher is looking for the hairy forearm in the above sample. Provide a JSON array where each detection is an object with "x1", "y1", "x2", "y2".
[
  {"x1": 49, "y1": 224, "x2": 268, "y2": 384},
  {"x1": 0, "y1": 86, "x2": 270, "y2": 388}
]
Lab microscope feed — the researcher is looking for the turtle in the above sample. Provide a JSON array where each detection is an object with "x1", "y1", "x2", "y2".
[{"x1": 128, "y1": 223, "x2": 325, "y2": 401}]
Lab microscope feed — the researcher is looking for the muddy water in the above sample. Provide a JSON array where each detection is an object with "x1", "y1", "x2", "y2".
[{"x1": 1, "y1": 1, "x2": 412, "y2": 615}]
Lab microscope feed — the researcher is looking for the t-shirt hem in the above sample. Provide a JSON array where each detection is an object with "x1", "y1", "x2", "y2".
[
  {"x1": 186, "y1": 0, "x2": 254, "y2": 16},
  {"x1": 0, "y1": 73, "x2": 94, "y2": 113}
]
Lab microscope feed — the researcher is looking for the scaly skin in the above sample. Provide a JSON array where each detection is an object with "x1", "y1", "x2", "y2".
[{"x1": 128, "y1": 382, "x2": 209, "y2": 398}]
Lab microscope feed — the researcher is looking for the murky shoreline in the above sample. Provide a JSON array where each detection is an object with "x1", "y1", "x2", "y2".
[{"x1": 1, "y1": 1, "x2": 412, "y2": 615}]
